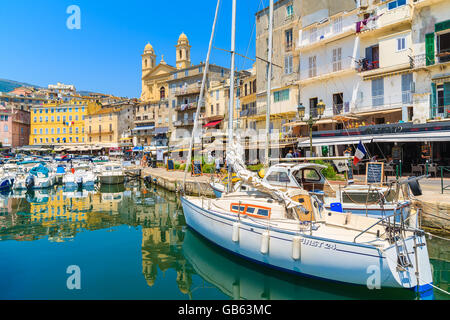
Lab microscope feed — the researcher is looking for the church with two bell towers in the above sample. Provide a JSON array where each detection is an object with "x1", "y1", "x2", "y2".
[{"x1": 140, "y1": 33, "x2": 191, "y2": 102}]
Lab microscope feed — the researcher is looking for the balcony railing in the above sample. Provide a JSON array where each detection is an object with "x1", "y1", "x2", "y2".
[
  {"x1": 355, "y1": 58, "x2": 380, "y2": 72},
  {"x1": 174, "y1": 85, "x2": 201, "y2": 96},
  {"x1": 174, "y1": 119, "x2": 195, "y2": 127},
  {"x1": 300, "y1": 58, "x2": 354, "y2": 81},
  {"x1": 333, "y1": 104, "x2": 344, "y2": 115},
  {"x1": 175, "y1": 102, "x2": 198, "y2": 112}
]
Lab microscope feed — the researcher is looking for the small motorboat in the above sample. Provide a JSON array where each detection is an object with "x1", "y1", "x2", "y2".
[{"x1": 98, "y1": 163, "x2": 125, "y2": 185}]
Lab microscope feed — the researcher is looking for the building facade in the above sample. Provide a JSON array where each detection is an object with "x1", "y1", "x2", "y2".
[
  {"x1": 86, "y1": 102, "x2": 135, "y2": 148},
  {"x1": 30, "y1": 100, "x2": 100, "y2": 146}
]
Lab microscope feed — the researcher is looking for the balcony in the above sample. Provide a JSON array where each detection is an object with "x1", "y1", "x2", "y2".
[
  {"x1": 430, "y1": 105, "x2": 450, "y2": 120},
  {"x1": 299, "y1": 58, "x2": 355, "y2": 83},
  {"x1": 297, "y1": 15, "x2": 357, "y2": 52},
  {"x1": 356, "y1": 3, "x2": 412, "y2": 37},
  {"x1": 173, "y1": 119, "x2": 195, "y2": 127},
  {"x1": 355, "y1": 58, "x2": 380, "y2": 72},
  {"x1": 174, "y1": 85, "x2": 201, "y2": 97},
  {"x1": 333, "y1": 104, "x2": 344, "y2": 115},
  {"x1": 175, "y1": 102, "x2": 198, "y2": 112}
]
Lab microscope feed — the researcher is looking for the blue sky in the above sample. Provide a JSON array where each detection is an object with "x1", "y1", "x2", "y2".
[{"x1": 0, "y1": 0, "x2": 267, "y2": 98}]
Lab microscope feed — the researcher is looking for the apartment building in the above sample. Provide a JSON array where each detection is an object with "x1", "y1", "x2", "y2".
[
  {"x1": 86, "y1": 102, "x2": 135, "y2": 148},
  {"x1": 255, "y1": 0, "x2": 302, "y2": 136},
  {"x1": 167, "y1": 63, "x2": 230, "y2": 146},
  {"x1": 30, "y1": 100, "x2": 100, "y2": 145}
]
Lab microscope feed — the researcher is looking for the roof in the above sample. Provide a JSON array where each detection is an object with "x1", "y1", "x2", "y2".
[{"x1": 270, "y1": 163, "x2": 327, "y2": 171}]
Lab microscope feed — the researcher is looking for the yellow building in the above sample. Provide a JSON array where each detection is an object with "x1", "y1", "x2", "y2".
[
  {"x1": 86, "y1": 103, "x2": 135, "y2": 147},
  {"x1": 30, "y1": 99, "x2": 101, "y2": 145}
]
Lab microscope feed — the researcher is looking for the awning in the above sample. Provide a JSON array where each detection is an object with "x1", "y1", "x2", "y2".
[
  {"x1": 133, "y1": 146, "x2": 144, "y2": 151},
  {"x1": 154, "y1": 127, "x2": 169, "y2": 134},
  {"x1": 297, "y1": 130, "x2": 450, "y2": 147},
  {"x1": 204, "y1": 119, "x2": 223, "y2": 128},
  {"x1": 132, "y1": 126, "x2": 155, "y2": 131},
  {"x1": 298, "y1": 136, "x2": 374, "y2": 147}
]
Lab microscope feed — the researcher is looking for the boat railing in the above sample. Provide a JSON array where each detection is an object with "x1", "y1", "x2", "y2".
[{"x1": 353, "y1": 208, "x2": 421, "y2": 244}]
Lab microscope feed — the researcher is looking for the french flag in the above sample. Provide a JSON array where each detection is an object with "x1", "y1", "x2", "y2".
[{"x1": 353, "y1": 141, "x2": 367, "y2": 165}]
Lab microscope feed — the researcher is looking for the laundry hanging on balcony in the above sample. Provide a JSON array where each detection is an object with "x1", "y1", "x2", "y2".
[{"x1": 356, "y1": 13, "x2": 383, "y2": 33}]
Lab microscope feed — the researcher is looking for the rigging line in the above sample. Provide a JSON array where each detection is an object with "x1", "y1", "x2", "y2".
[
  {"x1": 424, "y1": 231, "x2": 450, "y2": 241},
  {"x1": 213, "y1": 47, "x2": 283, "y2": 69},
  {"x1": 239, "y1": 0, "x2": 264, "y2": 71}
]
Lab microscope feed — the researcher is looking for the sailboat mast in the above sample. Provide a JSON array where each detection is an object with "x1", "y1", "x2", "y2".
[
  {"x1": 227, "y1": 0, "x2": 237, "y2": 193},
  {"x1": 183, "y1": 0, "x2": 221, "y2": 190},
  {"x1": 264, "y1": 0, "x2": 274, "y2": 167}
]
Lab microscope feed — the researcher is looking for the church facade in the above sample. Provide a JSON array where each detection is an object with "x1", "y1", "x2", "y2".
[{"x1": 136, "y1": 33, "x2": 192, "y2": 147}]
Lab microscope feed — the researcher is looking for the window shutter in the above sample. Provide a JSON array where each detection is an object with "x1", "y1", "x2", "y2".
[
  {"x1": 365, "y1": 46, "x2": 373, "y2": 62},
  {"x1": 444, "y1": 82, "x2": 450, "y2": 108},
  {"x1": 435, "y1": 20, "x2": 450, "y2": 33},
  {"x1": 430, "y1": 82, "x2": 437, "y2": 118},
  {"x1": 425, "y1": 33, "x2": 435, "y2": 66}
]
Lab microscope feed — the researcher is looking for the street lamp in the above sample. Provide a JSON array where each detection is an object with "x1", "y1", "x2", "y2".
[{"x1": 297, "y1": 100, "x2": 325, "y2": 157}]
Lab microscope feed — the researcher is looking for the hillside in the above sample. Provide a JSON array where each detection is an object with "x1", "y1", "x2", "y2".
[{"x1": 0, "y1": 78, "x2": 40, "y2": 93}]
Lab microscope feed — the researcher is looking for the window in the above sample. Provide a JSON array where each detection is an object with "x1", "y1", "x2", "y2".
[
  {"x1": 34, "y1": 129, "x2": 37, "y2": 134},
  {"x1": 308, "y1": 56, "x2": 317, "y2": 78},
  {"x1": 310, "y1": 98, "x2": 318, "y2": 117},
  {"x1": 199, "y1": 66, "x2": 203, "y2": 73},
  {"x1": 4, "y1": 125, "x2": 8, "y2": 132},
  {"x1": 216, "y1": 90, "x2": 219, "y2": 99},
  {"x1": 160, "y1": 87, "x2": 166, "y2": 99},
  {"x1": 388, "y1": 0, "x2": 406, "y2": 10},
  {"x1": 310, "y1": 27, "x2": 317, "y2": 43},
  {"x1": 372, "y1": 78, "x2": 384, "y2": 107},
  {"x1": 274, "y1": 89, "x2": 290, "y2": 102},
  {"x1": 285, "y1": 55, "x2": 293, "y2": 74},
  {"x1": 286, "y1": 5, "x2": 294, "y2": 18},
  {"x1": 266, "y1": 171, "x2": 291, "y2": 183},
  {"x1": 401, "y1": 73, "x2": 413, "y2": 104},
  {"x1": 332, "y1": 16, "x2": 343, "y2": 34},
  {"x1": 437, "y1": 31, "x2": 450, "y2": 63},
  {"x1": 185, "y1": 70, "x2": 189, "y2": 77},
  {"x1": 332, "y1": 48, "x2": 342, "y2": 72},
  {"x1": 285, "y1": 29, "x2": 293, "y2": 50},
  {"x1": 397, "y1": 37, "x2": 406, "y2": 51}
]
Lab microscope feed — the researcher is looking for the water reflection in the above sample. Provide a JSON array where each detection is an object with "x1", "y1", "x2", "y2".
[{"x1": 0, "y1": 182, "x2": 447, "y2": 300}]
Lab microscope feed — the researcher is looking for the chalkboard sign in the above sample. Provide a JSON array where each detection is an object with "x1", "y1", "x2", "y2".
[
  {"x1": 392, "y1": 146, "x2": 402, "y2": 161},
  {"x1": 192, "y1": 161, "x2": 203, "y2": 176},
  {"x1": 366, "y1": 162, "x2": 384, "y2": 185},
  {"x1": 167, "y1": 159, "x2": 175, "y2": 171}
]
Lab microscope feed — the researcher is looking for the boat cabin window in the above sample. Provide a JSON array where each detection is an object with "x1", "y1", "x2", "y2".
[
  {"x1": 265, "y1": 171, "x2": 290, "y2": 183},
  {"x1": 230, "y1": 203, "x2": 271, "y2": 219},
  {"x1": 303, "y1": 169, "x2": 321, "y2": 181}
]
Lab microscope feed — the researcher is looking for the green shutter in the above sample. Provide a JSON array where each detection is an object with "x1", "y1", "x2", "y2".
[
  {"x1": 430, "y1": 82, "x2": 437, "y2": 119},
  {"x1": 435, "y1": 20, "x2": 450, "y2": 33},
  {"x1": 425, "y1": 33, "x2": 435, "y2": 66},
  {"x1": 444, "y1": 82, "x2": 450, "y2": 118}
]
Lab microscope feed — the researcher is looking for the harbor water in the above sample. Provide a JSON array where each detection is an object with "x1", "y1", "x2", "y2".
[{"x1": 0, "y1": 182, "x2": 448, "y2": 300}]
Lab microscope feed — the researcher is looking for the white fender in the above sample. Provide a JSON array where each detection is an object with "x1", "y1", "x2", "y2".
[
  {"x1": 260, "y1": 231, "x2": 270, "y2": 254},
  {"x1": 292, "y1": 236, "x2": 302, "y2": 260},
  {"x1": 232, "y1": 222, "x2": 240, "y2": 243}
]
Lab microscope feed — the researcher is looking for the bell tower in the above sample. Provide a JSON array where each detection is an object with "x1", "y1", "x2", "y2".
[
  {"x1": 175, "y1": 33, "x2": 191, "y2": 70},
  {"x1": 141, "y1": 43, "x2": 156, "y2": 101},
  {"x1": 142, "y1": 43, "x2": 156, "y2": 74}
]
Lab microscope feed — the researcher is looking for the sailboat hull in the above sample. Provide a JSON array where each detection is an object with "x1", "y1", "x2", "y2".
[{"x1": 181, "y1": 196, "x2": 433, "y2": 296}]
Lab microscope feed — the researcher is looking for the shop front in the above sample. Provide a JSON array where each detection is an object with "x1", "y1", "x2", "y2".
[{"x1": 298, "y1": 121, "x2": 450, "y2": 174}]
